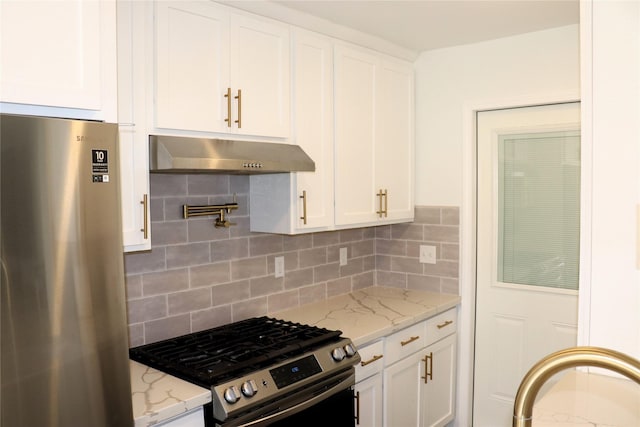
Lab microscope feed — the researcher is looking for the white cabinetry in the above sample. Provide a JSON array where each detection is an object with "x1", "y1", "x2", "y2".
[
  {"x1": 352, "y1": 309, "x2": 457, "y2": 427},
  {"x1": 250, "y1": 33, "x2": 414, "y2": 234},
  {"x1": 117, "y1": 0, "x2": 151, "y2": 251},
  {"x1": 250, "y1": 28, "x2": 334, "y2": 233},
  {"x1": 355, "y1": 374, "x2": 383, "y2": 427},
  {"x1": 157, "y1": 406, "x2": 205, "y2": 427},
  {"x1": 376, "y1": 58, "x2": 415, "y2": 222},
  {"x1": 334, "y1": 43, "x2": 414, "y2": 227},
  {"x1": 422, "y1": 334, "x2": 457, "y2": 427},
  {"x1": 354, "y1": 340, "x2": 384, "y2": 427},
  {"x1": 154, "y1": 1, "x2": 289, "y2": 138},
  {"x1": 380, "y1": 309, "x2": 457, "y2": 427},
  {"x1": 0, "y1": 0, "x2": 117, "y2": 121}
]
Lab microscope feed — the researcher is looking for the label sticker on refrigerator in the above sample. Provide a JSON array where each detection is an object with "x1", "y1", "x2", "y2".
[{"x1": 92, "y1": 149, "x2": 109, "y2": 183}]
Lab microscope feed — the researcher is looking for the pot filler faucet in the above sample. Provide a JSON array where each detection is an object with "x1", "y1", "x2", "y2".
[
  {"x1": 182, "y1": 194, "x2": 239, "y2": 228},
  {"x1": 513, "y1": 346, "x2": 640, "y2": 427}
]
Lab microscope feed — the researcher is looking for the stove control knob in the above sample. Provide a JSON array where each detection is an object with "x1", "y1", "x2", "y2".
[
  {"x1": 344, "y1": 343, "x2": 356, "y2": 358},
  {"x1": 223, "y1": 386, "x2": 241, "y2": 404},
  {"x1": 331, "y1": 347, "x2": 346, "y2": 362},
  {"x1": 241, "y1": 380, "x2": 258, "y2": 398}
]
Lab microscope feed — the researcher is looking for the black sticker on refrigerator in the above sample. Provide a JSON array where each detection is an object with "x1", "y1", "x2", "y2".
[{"x1": 92, "y1": 149, "x2": 109, "y2": 183}]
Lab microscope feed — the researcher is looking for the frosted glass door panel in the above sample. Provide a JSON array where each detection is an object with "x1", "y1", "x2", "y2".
[{"x1": 498, "y1": 130, "x2": 580, "y2": 290}]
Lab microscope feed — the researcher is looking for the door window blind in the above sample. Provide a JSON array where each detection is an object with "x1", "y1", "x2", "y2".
[{"x1": 497, "y1": 130, "x2": 580, "y2": 290}]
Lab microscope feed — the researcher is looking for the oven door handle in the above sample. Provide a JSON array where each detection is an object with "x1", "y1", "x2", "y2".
[{"x1": 239, "y1": 371, "x2": 355, "y2": 427}]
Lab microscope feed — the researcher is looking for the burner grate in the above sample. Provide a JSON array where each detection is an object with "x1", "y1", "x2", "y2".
[{"x1": 129, "y1": 317, "x2": 342, "y2": 387}]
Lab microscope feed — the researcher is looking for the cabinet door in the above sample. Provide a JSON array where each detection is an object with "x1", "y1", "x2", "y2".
[
  {"x1": 230, "y1": 13, "x2": 290, "y2": 137},
  {"x1": 422, "y1": 334, "x2": 457, "y2": 427},
  {"x1": 157, "y1": 406, "x2": 205, "y2": 427},
  {"x1": 376, "y1": 58, "x2": 415, "y2": 222},
  {"x1": 118, "y1": 0, "x2": 151, "y2": 251},
  {"x1": 355, "y1": 374, "x2": 383, "y2": 427},
  {"x1": 383, "y1": 351, "x2": 422, "y2": 427},
  {"x1": 334, "y1": 45, "x2": 379, "y2": 226},
  {"x1": 0, "y1": 0, "x2": 114, "y2": 117},
  {"x1": 155, "y1": 1, "x2": 230, "y2": 132},
  {"x1": 293, "y1": 29, "x2": 334, "y2": 230}
]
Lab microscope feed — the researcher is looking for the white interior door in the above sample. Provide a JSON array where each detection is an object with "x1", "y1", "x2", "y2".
[{"x1": 473, "y1": 103, "x2": 580, "y2": 426}]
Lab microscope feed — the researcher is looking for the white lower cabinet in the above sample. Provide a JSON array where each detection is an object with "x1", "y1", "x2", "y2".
[
  {"x1": 422, "y1": 334, "x2": 457, "y2": 427},
  {"x1": 157, "y1": 406, "x2": 205, "y2": 427},
  {"x1": 356, "y1": 309, "x2": 457, "y2": 427},
  {"x1": 355, "y1": 340, "x2": 384, "y2": 427},
  {"x1": 355, "y1": 374, "x2": 383, "y2": 427}
]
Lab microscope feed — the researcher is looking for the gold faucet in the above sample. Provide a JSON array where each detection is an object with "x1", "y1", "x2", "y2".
[{"x1": 513, "y1": 346, "x2": 640, "y2": 427}]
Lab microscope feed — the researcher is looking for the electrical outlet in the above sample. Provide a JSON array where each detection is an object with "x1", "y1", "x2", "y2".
[
  {"x1": 274, "y1": 256, "x2": 285, "y2": 278},
  {"x1": 339, "y1": 247, "x2": 348, "y2": 266},
  {"x1": 420, "y1": 245, "x2": 437, "y2": 264}
]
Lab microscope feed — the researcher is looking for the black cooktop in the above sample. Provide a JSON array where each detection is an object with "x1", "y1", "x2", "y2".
[{"x1": 129, "y1": 316, "x2": 343, "y2": 388}]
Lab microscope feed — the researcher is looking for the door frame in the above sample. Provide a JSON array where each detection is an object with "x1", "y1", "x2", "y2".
[{"x1": 457, "y1": 90, "x2": 589, "y2": 426}]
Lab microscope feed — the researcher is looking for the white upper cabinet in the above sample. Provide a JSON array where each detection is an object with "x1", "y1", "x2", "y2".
[
  {"x1": 292, "y1": 30, "x2": 334, "y2": 230},
  {"x1": 154, "y1": 1, "x2": 289, "y2": 138},
  {"x1": 250, "y1": 28, "x2": 334, "y2": 234},
  {"x1": 118, "y1": 0, "x2": 152, "y2": 252},
  {"x1": 0, "y1": 0, "x2": 117, "y2": 120},
  {"x1": 334, "y1": 43, "x2": 415, "y2": 227},
  {"x1": 334, "y1": 44, "x2": 379, "y2": 226},
  {"x1": 376, "y1": 58, "x2": 415, "y2": 222}
]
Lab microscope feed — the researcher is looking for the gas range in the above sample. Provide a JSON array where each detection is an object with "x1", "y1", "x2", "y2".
[{"x1": 129, "y1": 317, "x2": 360, "y2": 426}]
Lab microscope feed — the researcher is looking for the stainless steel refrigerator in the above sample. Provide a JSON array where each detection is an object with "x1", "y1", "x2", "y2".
[{"x1": 1, "y1": 114, "x2": 133, "y2": 426}]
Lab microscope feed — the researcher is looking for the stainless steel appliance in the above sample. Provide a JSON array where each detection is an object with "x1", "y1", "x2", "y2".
[
  {"x1": 1, "y1": 114, "x2": 133, "y2": 427},
  {"x1": 149, "y1": 135, "x2": 315, "y2": 174},
  {"x1": 129, "y1": 317, "x2": 360, "y2": 426}
]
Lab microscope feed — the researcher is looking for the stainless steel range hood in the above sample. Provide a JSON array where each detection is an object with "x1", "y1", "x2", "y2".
[{"x1": 149, "y1": 135, "x2": 315, "y2": 174}]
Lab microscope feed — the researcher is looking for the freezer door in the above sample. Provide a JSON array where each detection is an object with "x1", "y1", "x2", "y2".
[{"x1": 1, "y1": 114, "x2": 133, "y2": 427}]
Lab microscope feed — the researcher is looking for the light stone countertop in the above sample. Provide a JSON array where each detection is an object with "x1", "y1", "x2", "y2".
[
  {"x1": 273, "y1": 286, "x2": 461, "y2": 346},
  {"x1": 129, "y1": 286, "x2": 461, "y2": 426},
  {"x1": 533, "y1": 370, "x2": 640, "y2": 426},
  {"x1": 130, "y1": 360, "x2": 211, "y2": 427}
]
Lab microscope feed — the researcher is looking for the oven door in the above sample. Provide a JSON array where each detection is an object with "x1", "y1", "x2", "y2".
[{"x1": 207, "y1": 368, "x2": 355, "y2": 427}]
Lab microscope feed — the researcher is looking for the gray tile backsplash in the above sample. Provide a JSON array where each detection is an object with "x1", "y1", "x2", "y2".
[{"x1": 124, "y1": 174, "x2": 459, "y2": 346}]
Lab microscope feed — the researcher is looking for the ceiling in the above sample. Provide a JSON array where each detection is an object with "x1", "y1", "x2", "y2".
[{"x1": 271, "y1": 0, "x2": 579, "y2": 53}]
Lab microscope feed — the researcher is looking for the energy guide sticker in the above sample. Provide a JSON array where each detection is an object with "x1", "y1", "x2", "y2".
[{"x1": 92, "y1": 149, "x2": 109, "y2": 183}]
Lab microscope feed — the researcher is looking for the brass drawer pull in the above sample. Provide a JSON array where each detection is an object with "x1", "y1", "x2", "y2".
[
  {"x1": 400, "y1": 336, "x2": 420, "y2": 346},
  {"x1": 224, "y1": 87, "x2": 232, "y2": 127},
  {"x1": 235, "y1": 89, "x2": 242, "y2": 128},
  {"x1": 140, "y1": 194, "x2": 148, "y2": 239},
  {"x1": 300, "y1": 190, "x2": 307, "y2": 225},
  {"x1": 360, "y1": 354, "x2": 383, "y2": 367},
  {"x1": 383, "y1": 189, "x2": 388, "y2": 217},
  {"x1": 376, "y1": 189, "x2": 388, "y2": 218},
  {"x1": 421, "y1": 352, "x2": 433, "y2": 384},
  {"x1": 437, "y1": 320, "x2": 453, "y2": 329}
]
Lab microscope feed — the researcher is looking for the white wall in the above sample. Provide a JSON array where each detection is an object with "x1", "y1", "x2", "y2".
[
  {"x1": 414, "y1": 24, "x2": 580, "y2": 206},
  {"x1": 413, "y1": 25, "x2": 581, "y2": 426}
]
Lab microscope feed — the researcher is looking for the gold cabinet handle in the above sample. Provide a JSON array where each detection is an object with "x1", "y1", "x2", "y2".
[
  {"x1": 421, "y1": 352, "x2": 433, "y2": 384},
  {"x1": 224, "y1": 87, "x2": 232, "y2": 127},
  {"x1": 437, "y1": 320, "x2": 453, "y2": 329},
  {"x1": 234, "y1": 89, "x2": 242, "y2": 128},
  {"x1": 400, "y1": 336, "x2": 420, "y2": 346},
  {"x1": 140, "y1": 194, "x2": 148, "y2": 239},
  {"x1": 376, "y1": 189, "x2": 388, "y2": 218},
  {"x1": 383, "y1": 189, "x2": 388, "y2": 217},
  {"x1": 300, "y1": 190, "x2": 307, "y2": 225},
  {"x1": 360, "y1": 354, "x2": 383, "y2": 367},
  {"x1": 354, "y1": 391, "x2": 360, "y2": 425}
]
